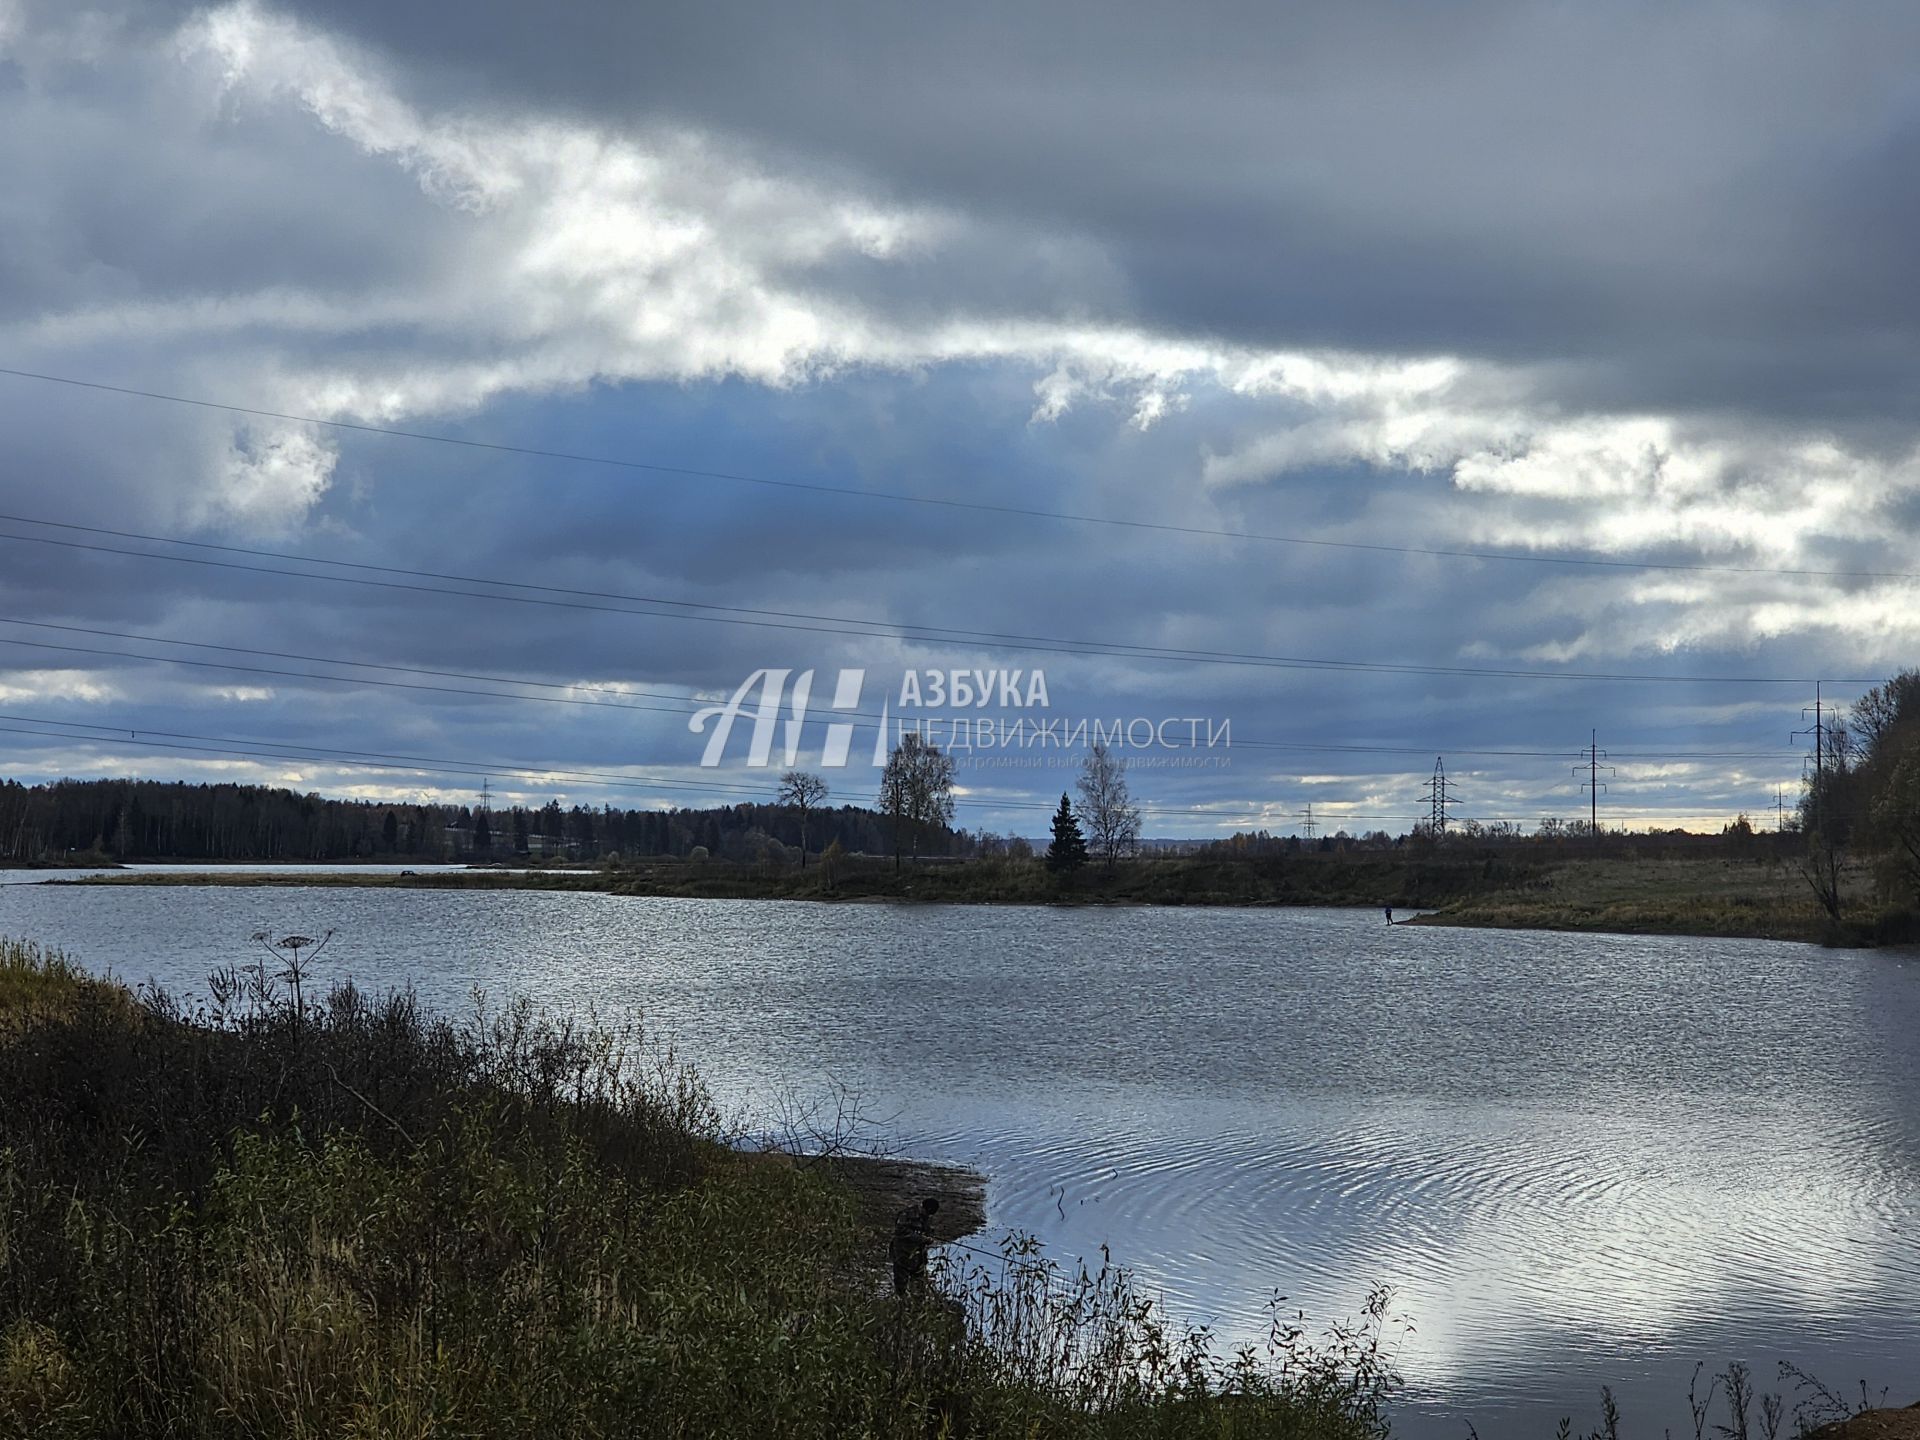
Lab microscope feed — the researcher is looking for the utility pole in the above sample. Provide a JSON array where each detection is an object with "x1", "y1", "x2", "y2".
[
  {"x1": 479, "y1": 777, "x2": 492, "y2": 815},
  {"x1": 1791, "y1": 680, "x2": 1846, "y2": 921},
  {"x1": 1420, "y1": 757, "x2": 1456, "y2": 838},
  {"x1": 1791, "y1": 681, "x2": 1828, "y2": 832},
  {"x1": 1573, "y1": 732, "x2": 1613, "y2": 842},
  {"x1": 1774, "y1": 786, "x2": 1787, "y2": 833},
  {"x1": 1298, "y1": 803, "x2": 1317, "y2": 840}
]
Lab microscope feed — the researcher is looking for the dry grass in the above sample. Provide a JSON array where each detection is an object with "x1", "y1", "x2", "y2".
[
  {"x1": 1417, "y1": 855, "x2": 1878, "y2": 942},
  {"x1": 0, "y1": 935, "x2": 1401, "y2": 1440},
  {"x1": 0, "y1": 939, "x2": 137, "y2": 1032}
]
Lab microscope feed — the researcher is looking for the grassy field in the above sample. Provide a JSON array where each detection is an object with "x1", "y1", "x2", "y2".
[
  {"x1": 1413, "y1": 854, "x2": 1904, "y2": 945},
  {"x1": 0, "y1": 935, "x2": 1406, "y2": 1439}
]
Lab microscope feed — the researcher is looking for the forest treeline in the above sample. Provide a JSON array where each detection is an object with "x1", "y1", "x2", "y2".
[
  {"x1": 1797, "y1": 668, "x2": 1920, "y2": 918},
  {"x1": 0, "y1": 777, "x2": 959, "y2": 865}
]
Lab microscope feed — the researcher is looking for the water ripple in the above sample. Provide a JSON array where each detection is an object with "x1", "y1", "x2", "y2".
[{"x1": 13, "y1": 887, "x2": 1919, "y2": 1439}]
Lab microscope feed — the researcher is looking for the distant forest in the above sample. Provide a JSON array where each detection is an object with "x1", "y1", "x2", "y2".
[{"x1": 0, "y1": 777, "x2": 960, "y2": 864}]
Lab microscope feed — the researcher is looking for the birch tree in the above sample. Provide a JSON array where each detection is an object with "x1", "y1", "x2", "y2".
[
  {"x1": 1076, "y1": 743, "x2": 1141, "y2": 870},
  {"x1": 878, "y1": 733, "x2": 955, "y2": 870}
]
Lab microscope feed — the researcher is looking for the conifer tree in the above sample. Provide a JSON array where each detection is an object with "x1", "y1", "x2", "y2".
[{"x1": 1046, "y1": 793, "x2": 1088, "y2": 875}]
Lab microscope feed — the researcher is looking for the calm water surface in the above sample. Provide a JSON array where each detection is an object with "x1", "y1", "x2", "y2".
[{"x1": 4, "y1": 883, "x2": 1915, "y2": 1437}]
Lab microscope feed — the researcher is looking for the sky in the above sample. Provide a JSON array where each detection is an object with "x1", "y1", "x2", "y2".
[{"x1": 2, "y1": 0, "x2": 1918, "y2": 838}]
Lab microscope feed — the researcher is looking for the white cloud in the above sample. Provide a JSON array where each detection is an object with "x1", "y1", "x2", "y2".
[
  {"x1": 1, "y1": 0, "x2": 1896, "y2": 656},
  {"x1": 0, "y1": 670, "x2": 123, "y2": 705},
  {"x1": 158, "y1": 4, "x2": 1536, "y2": 444},
  {"x1": 206, "y1": 423, "x2": 338, "y2": 533}
]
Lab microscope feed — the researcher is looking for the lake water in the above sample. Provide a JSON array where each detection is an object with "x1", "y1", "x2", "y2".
[{"x1": 3, "y1": 882, "x2": 1915, "y2": 1437}]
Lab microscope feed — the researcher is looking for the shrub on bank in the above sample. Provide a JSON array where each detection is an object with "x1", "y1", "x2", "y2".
[{"x1": 0, "y1": 936, "x2": 1398, "y2": 1440}]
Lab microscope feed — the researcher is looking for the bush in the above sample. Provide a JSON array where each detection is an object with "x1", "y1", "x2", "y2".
[{"x1": 0, "y1": 937, "x2": 1397, "y2": 1439}]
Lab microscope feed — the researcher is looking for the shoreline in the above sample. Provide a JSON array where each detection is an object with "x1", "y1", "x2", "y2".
[
  {"x1": 15, "y1": 867, "x2": 1858, "y2": 948},
  {"x1": 19, "y1": 848, "x2": 1914, "y2": 947},
  {"x1": 12, "y1": 938, "x2": 1318, "y2": 1438}
]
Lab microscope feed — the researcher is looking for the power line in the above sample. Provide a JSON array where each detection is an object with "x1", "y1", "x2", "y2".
[
  {"x1": 0, "y1": 632, "x2": 722, "y2": 721},
  {"x1": 1791, "y1": 680, "x2": 1844, "y2": 835},
  {"x1": 0, "y1": 520, "x2": 1879, "y2": 687},
  {"x1": 0, "y1": 633, "x2": 1810, "y2": 817},
  {"x1": 0, "y1": 618, "x2": 1809, "y2": 762},
  {"x1": 1421, "y1": 756, "x2": 1457, "y2": 835},
  {"x1": 4, "y1": 364, "x2": 1916, "y2": 586},
  {"x1": 0, "y1": 712, "x2": 1186, "y2": 817},
  {"x1": 0, "y1": 719, "x2": 1376, "y2": 823},
  {"x1": 0, "y1": 716, "x2": 787, "y2": 802},
  {"x1": 0, "y1": 620, "x2": 1818, "y2": 824},
  {"x1": 1574, "y1": 731, "x2": 1615, "y2": 840},
  {"x1": 0, "y1": 618, "x2": 703, "y2": 711},
  {"x1": 0, "y1": 712, "x2": 1740, "y2": 826}
]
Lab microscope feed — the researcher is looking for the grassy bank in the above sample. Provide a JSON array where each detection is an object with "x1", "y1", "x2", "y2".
[
  {"x1": 55, "y1": 850, "x2": 1920, "y2": 945},
  {"x1": 0, "y1": 936, "x2": 1403, "y2": 1439},
  {"x1": 1411, "y1": 855, "x2": 1918, "y2": 946},
  {"x1": 57, "y1": 852, "x2": 1542, "y2": 909}
]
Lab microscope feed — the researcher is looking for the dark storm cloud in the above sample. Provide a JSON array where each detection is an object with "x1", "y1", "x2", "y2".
[
  {"x1": 0, "y1": 0, "x2": 1910, "y2": 832},
  {"x1": 199, "y1": 0, "x2": 1920, "y2": 424}
]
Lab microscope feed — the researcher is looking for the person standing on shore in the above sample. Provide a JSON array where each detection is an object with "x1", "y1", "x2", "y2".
[
  {"x1": 1384, "y1": 907, "x2": 1394, "y2": 924},
  {"x1": 891, "y1": 1196, "x2": 941, "y2": 1296}
]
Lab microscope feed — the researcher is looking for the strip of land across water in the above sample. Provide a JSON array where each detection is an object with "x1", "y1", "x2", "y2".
[{"x1": 37, "y1": 850, "x2": 1919, "y2": 947}]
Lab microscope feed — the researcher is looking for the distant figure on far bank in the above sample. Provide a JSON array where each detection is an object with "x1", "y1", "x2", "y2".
[
  {"x1": 891, "y1": 1196, "x2": 941, "y2": 1296},
  {"x1": 1384, "y1": 907, "x2": 1394, "y2": 925}
]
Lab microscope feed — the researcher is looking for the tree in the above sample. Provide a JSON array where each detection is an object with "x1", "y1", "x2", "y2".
[
  {"x1": 1797, "y1": 701, "x2": 1864, "y2": 923},
  {"x1": 777, "y1": 770, "x2": 829, "y2": 867},
  {"x1": 539, "y1": 799, "x2": 565, "y2": 854},
  {"x1": 1046, "y1": 794, "x2": 1087, "y2": 875},
  {"x1": 1799, "y1": 821, "x2": 1845, "y2": 921},
  {"x1": 1797, "y1": 751, "x2": 1848, "y2": 923},
  {"x1": 1852, "y1": 670, "x2": 1920, "y2": 907},
  {"x1": 1850, "y1": 670, "x2": 1920, "y2": 758},
  {"x1": 381, "y1": 809, "x2": 399, "y2": 854},
  {"x1": 570, "y1": 805, "x2": 597, "y2": 858},
  {"x1": 473, "y1": 807, "x2": 492, "y2": 856},
  {"x1": 1869, "y1": 751, "x2": 1920, "y2": 905},
  {"x1": 1075, "y1": 743, "x2": 1141, "y2": 870},
  {"x1": 511, "y1": 806, "x2": 531, "y2": 857},
  {"x1": 877, "y1": 733, "x2": 955, "y2": 870}
]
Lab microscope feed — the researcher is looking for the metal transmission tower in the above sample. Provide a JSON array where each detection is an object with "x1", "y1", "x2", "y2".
[
  {"x1": 1573, "y1": 731, "x2": 1613, "y2": 840},
  {"x1": 1298, "y1": 803, "x2": 1317, "y2": 840},
  {"x1": 1791, "y1": 680, "x2": 1832, "y2": 832},
  {"x1": 1420, "y1": 757, "x2": 1457, "y2": 837},
  {"x1": 1792, "y1": 680, "x2": 1848, "y2": 921}
]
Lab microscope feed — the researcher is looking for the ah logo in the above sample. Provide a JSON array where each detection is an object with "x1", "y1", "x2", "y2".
[{"x1": 689, "y1": 669, "x2": 888, "y2": 768}]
